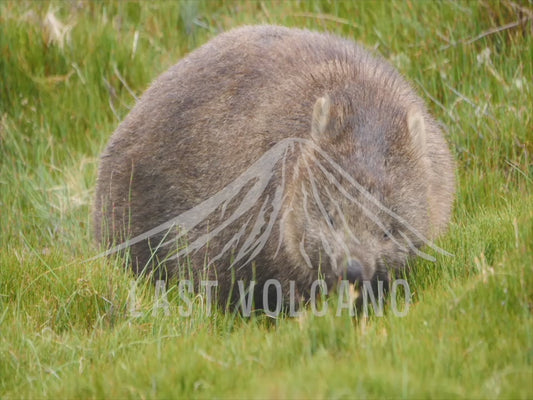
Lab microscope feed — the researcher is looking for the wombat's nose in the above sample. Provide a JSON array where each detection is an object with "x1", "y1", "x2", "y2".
[{"x1": 345, "y1": 259, "x2": 364, "y2": 283}]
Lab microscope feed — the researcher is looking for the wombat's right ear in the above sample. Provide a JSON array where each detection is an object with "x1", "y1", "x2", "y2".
[
  {"x1": 311, "y1": 96, "x2": 331, "y2": 141},
  {"x1": 407, "y1": 106, "x2": 427, "y2": 158}
]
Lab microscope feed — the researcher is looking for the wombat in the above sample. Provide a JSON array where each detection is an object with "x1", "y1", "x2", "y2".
[{"x1": 93, "y1": 25, "x2": 455, "y2": 309}]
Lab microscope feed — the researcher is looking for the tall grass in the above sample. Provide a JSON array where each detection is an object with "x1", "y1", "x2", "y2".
[{"x1": 0, "y1": 1, "x2": 531, "y2": 398}]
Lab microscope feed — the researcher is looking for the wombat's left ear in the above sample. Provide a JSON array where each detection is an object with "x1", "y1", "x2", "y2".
[
  {"x1": 311, "y1": 96, "x2": 331, "y2": 141},
  {"x1": 407, "y1": 106, "x2": 427, "y2": 157}
]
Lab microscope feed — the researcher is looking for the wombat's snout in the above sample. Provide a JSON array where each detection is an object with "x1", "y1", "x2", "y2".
[{"x1": 343, "y1": 259, "x2": 364, "y2": 283}]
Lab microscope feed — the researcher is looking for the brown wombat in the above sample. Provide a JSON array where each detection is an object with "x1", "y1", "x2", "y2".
[{"x1": 93, "y1": 25, "x2": 455, "y2": 309}]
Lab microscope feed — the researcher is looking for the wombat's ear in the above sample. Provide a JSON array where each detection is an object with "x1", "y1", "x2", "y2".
[
  {"x1": 407, "y1": 106, "x2": 427, "y2": 156},
  {"x1": 311, "y1": 96, "x2": 331, "y2": 141}
]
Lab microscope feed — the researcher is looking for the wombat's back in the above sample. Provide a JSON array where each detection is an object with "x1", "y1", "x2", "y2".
[{"x1": 94, "y1": 25, "x2": 455, "y2": 279}]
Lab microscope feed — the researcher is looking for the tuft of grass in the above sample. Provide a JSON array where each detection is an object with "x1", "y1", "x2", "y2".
[{"x1": 1, "y1": 1, "x2": 531, "y2": 398}]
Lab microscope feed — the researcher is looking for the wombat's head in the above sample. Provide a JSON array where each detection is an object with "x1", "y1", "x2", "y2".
[{"x1": 283, "y1": 92, "x2": 435, "y2": 287}]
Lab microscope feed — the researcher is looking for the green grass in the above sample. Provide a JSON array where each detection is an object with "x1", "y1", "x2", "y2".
[{"x1": 1, "y1": 0, "x2": 532, "y2": 398}]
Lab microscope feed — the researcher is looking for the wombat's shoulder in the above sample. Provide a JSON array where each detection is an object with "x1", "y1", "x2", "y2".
[
  {"x1": 165, "y1": 25, "x2": 394, "y2": 80},
  {"x1": 134, "y1": 25, "x2": 413, "y2": 133}
]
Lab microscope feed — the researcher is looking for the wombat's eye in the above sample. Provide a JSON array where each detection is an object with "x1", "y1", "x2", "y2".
[
  {"x1": 326, "y1": 212, "x2": 335, "y2": 228},
  {"x1": 383, "y1": 228, "x2": 394, "y2": 241}
]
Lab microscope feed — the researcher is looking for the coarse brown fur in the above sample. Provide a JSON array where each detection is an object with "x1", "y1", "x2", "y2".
[{"x1": 93, "y1": 26, "x2": 455, "y2": 308}]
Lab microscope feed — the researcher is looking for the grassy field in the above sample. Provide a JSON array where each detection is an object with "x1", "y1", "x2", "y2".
[{"x1": 1, "y1": 0, "x2": 532, "y2": 398}]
